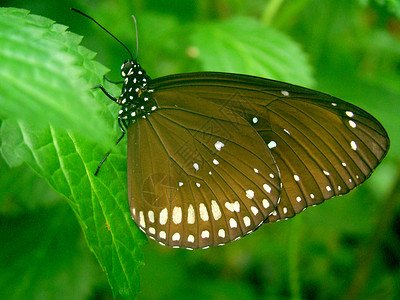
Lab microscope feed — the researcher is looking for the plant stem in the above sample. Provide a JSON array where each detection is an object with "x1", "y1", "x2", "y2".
[{"x1": 262, "y1": 0, "x2": 285, "y2": 25}]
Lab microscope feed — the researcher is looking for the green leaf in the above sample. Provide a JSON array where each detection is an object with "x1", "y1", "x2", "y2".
[
  {"x1": 0, "y1": 7, "x2": 113, "y2": 148},
  {"x1": 0, "y1": 117, "x2": 146, "y2": 299},
  {"x1": 191, "y1": 17, "x2": 314, "y2": 87},
  {"x1": 0, "y1": 8, "x2": 146, "y2": 299},
  {"x1": 0, "y1": 203, "x2": 105, "y2": 300}
]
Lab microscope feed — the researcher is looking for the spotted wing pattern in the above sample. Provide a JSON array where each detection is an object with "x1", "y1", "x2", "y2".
[
  {"x1": 149, "y1": 72, "x2": 389, "y2": 225},
  {"x1": 128, "y1": 96, "x2": 281, "y2": 249}
]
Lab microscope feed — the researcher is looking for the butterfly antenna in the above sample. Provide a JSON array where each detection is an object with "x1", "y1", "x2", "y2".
[
  {"x1": 131, "y1": 15, "x2": 139, "y2": 60},
  {"x1": 71, "y1": 8, "x2": 134, "y2": 61}
]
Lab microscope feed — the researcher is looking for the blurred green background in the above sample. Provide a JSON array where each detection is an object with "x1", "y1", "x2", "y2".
[{"x1": 1, "y1": 0, "x2": 399, "y2": 299}]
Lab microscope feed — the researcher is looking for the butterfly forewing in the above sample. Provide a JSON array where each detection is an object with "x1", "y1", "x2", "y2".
[
  {"x1": 149, "y1": 72, "x2": 389, "y2": 224},
  {"x1": 128, "y1": 97, "x2": 281, "y2": 249},
  {"x1": 261, "y1": 95, "x2": 388, "y2": 222}
]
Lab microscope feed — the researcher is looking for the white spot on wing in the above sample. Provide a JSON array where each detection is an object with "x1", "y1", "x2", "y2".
[
  {"x1": 254, "y1": 168, "x2": 259, "y2": 173},
  {"x1": 172, "y1": 232, "x2": 180, "y2": 241},
  {"x1": 159, "y1": 231, "x2": 166, "y2": 239},
  {"x1": 225, "y1": 201, "x2": 240, "y2": 212},
  {"x1": 283, "y1": 129, "x2": 290, "y2": 135},
  {"x1": 251, "y1": 206, "x2": 259, "y2": 215},
  {"x1": 263, "y1": 199, "x2": 270, "y2": 209},
  {"x1": 193, "y1": 163, "x2": 199, "y2": 170},
  {"x1": 296, "y1": 196, "x2": 302, "y2": 202},
  {"x1": 252, "y1": 117, "x2": 258, "y2": 124},
  {"x1": 281, "y1": 90, "x2": 289, "y2": 96},
  {"x1": 201, "y1": 230, "x2": 210, "y2": 239},
  {"x1": 346, "y1": 111, "x2": 354, "y2": 117},
  {"x1": 214, "y1": 141, "x2": 225, "y2": 151},
  {"x1": 225, "y1": 202, "x2": 234, "y2": 212},
  {"x1": 263, "y1": 184, "x2": 272, "y2": 193},
  {"x1": 349, "y1": 120, "x2": 357, "y2": 128},
  {"x1": 148, "y1": 211, "x2": 155, "y2": 223},
  {"x1": 244, "y1": 216, "x2": 251, "y2": 227},
  {"x1": 160, "y1": 208, "x2": 168, "y2": 225},
  {"x1": 140, "y1": 211, "x2": 145, "y2": 228},
  {"x1": 294, "y1": 175, "x2": 300, "y2": 181},
  {"x1": 211, "y1": 200, "x2": 222, "y2": 220},
  {"x1": 268, "y1": 141, "x2": 277, "y2": 149},
  {"x1": 213, "y1": 159, "x2": 219, "y2": 165},
  {"x1": 229, "y1": 218, "x2": 237, "y2": 228},
  {"x1": 188, "y1": 235, "x2": 195, "y2": 243},
  {"x1": 199, "y1": 203, "x2": 209, "y2": 221},
  {"x1": 246, "y1": 189, "x2": 255, "y2": 199},
  {"x1": 233, "y1": 201, "x2": 240, "y2": 212},
  {"x1": 187, "y1": 204, "x2": 195, "y2": 224},
  {"x1": 218, "y1": 229, "x2": 225, "y2": 238},
  {"x1": 172, "y1": 206, "x2": 182, "y2": 224},
  {"x1": 351, "y1": 141, "x2": 357, "y2": 151}
]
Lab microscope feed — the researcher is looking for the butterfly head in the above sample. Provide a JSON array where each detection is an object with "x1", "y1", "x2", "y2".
[{"x1": 120, "y1": 60, "x2": 145, "y2": 79}]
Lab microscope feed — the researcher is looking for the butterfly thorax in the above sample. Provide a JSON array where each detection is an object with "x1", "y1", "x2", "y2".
[{"x1": 117, "y1": 60, "x2": 158, "y2": 123}]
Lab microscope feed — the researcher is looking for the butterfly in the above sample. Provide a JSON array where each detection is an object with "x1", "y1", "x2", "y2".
[{"x1": 73, "y1": 9, "x2": 390, "y2": 250}]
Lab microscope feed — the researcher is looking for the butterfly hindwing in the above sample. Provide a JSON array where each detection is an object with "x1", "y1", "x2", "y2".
[{"x1": 128, "y1": 96, "x2": 281, "y2": 249}]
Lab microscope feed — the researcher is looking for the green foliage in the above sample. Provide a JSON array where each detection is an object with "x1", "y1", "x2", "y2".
[
  {"x1": 0, "y1": 8, "x2": 113, "y2": 149},
  {"x1": 0, "y1": 203, "x2": 102, "y2": 300},
  {"x1": 360, "y1": 0, "x2": 400, "y2": 17},
  {"x1": 191, "y1": 17, "x2": 314, "y2": 87},
  {"x1": 0, "y1": 8, "x2": 146, "y2": 299},
  {"x1": 1, "y1": 115, "x2": 147, "y2": 299},
  {"x1": 0, "y1": 157, "x2": 60, "y2": 214},
  {"x1": 0, "y1": 1, "x2": 399, "y2": 299}
]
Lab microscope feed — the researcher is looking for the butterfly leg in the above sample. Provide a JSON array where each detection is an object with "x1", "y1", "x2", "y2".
[
  {"x1": 104, "y1": 75, "x2": 123, "y2": 85},
  {"x1": 91, "y1": 84, "x2": 118, "y2": 103},
  {"x1": 94, "y1": 119, "x2": 126, "y2": 176}
]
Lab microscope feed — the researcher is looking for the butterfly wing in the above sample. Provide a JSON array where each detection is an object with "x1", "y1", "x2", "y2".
[
  {"x1": 148, "y1": 72, "x2": 390, "y2": 224},
  {"x1": 127, "y1": 94, "x2": 281, "y2": 249}
]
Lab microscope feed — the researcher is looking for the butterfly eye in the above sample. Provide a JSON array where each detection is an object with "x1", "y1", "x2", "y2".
[{"x1": 120, "y1": 61, "x2": 136, "y2": 77}]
